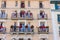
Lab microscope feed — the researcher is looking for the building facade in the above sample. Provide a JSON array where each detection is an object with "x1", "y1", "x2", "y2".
[
  {"x1": 0, "y1": 0, "x2": 53, "y2": 40},
  {"x1": 50, "y1": 0, "x2": 60, "y2": 40}
]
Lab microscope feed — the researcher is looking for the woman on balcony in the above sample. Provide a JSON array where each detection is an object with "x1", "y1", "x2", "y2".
[
  {"x1": 20, "y1": 10, "x2": 25, "y2": 18},
  {"x1": 12, "y1": 11, "x2": 17, "y2": 18},
  {"x1": 0, "y1": 22, "x2": 5, "y2": 33},
  {"x1": 27, "y1": 22, "x2": 31, "y2": 32},
  {"x1": 19, "y1": 23, "x2": 22, "y2": 32},
  {"x1": 31, "y1": 25, "x2": 34, "y2": 32},
  {"x1": 10, "y1": 25, "x2": 14, "y2": 32},
  {"x1": 40, "y1": 11, "x2": 45, "y2": 18},
  {"x1": 40, "y1": 24, "x2": 46, "y2": 32}
]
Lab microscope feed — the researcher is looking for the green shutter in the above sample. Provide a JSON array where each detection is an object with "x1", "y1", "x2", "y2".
[{"x1": 55, "y1": 3, "x2": 58, "y2": 9}]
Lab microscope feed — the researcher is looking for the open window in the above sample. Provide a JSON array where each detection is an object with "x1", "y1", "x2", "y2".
[
  {"x1": 12, "y1": 38, "x2": 16, "y2": 40},
  {"x1": 21, "y1": 1, "x2": 25, "y2": 8},
  {"x1": 39, "y1": 1, "x2": 43, "y2": 8},
  {"x1": 1, "y1": 1, "x2": 6, "y2": 8},
  {"x1": 40, "y1": 38, "x2": 47, "y2": 40},
  {"x1": 19, "y1": 38, "x2": 24, "y2": 40},
  {"x1": 0, "y1": 10, "x2": 7, "y2": 19}
]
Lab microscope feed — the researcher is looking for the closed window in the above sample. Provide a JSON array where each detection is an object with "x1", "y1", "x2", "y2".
[
  {"x1": 28, "y1": 1, "x2": 30, "y2": 7},
  {"x1": 59, "y1": 27, "x2": 60, "y2": 35},
  {"x1": 57, "y1": 14, "x2": 60, "y2": 23},
  {"x1": 55, "y1": 4, "x2": 60, "y2": 9}
]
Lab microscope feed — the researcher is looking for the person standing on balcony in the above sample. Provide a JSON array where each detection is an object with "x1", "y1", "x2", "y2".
[
  {"x1": 31, "y1": 25, "x2": 34, "y2": 32},
  {"x1": 22, "y1": 10, "x2": 25, "y2": 18},
  {"x1": 1, "y1": 10, "x2": 5, "y2": 18},
  {"x1": 40, "y1": 24, "x2": 45, "y2": 32},
  {"x1": 22, "y1": 23, "x2": 25, "y2": 32},
  {"x1": 0, "y1": 22, "x2": 4, "y2": 32},
  {"x1": 19, "y1": 23, "x2": 22, "y2": 32},
  {"x1": 26, "y1": 10, "x2": 31, "y2": 18},
  {"x1": 27, "y1": 22, "x2": 31, "y2": 32},
  {"x1": 14, "y1": 11, "x2": 17, "y2": 18},
  {"x1": 13, "y1": 22, "x2": 17, "y2": 32},
  {"x1": 20, "y1": 10, "x2": 25, "y2": 18},
  {"x1": 40, "y1": 11, "x2": 44, "y2": 18}
]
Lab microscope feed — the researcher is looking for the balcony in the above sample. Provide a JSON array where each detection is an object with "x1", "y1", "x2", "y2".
[
  {"x1": 0, "y1": 13, "x2": 7, "y2": 19},
  {"x1": 0, "y1": 27, "x2": 6, "y2": 34},
  {"x1": 11, "y1": 13, "x2": 18, "y2": 20},
  {"x1": 18, "y1": 11, "x2": 26, "y2": 20},
  {"x1": 37, "y1": 14, "x2": 47, "y2": 20},
  {"x1": 10, "y1": 25, "x2": 18, "y2": 34},
  {"x1": 26, "y1": 13, "x2": 33, "y2": 20},
  {"x1": 38, "y1": 26, "x2": 49, "y2": 34},
  {"x1": 10, "y1": 25, "x2": 34, "y2": 34}
]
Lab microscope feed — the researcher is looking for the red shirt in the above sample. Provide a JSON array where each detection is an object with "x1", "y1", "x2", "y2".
[
  {"x1": 0, "y1": 26, "x2": 3, "y2": 29},
  {"x1": 40, "y1": 26, "x2": 45, "y2": 28},
  {"x1": 21, "y1": 11, "x2": 25, "y2": 15},
  {"x1": 30, "y1": 13, "x2": 32, "y2": 16}
]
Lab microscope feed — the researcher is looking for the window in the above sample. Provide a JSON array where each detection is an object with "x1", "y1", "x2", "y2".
[
  {"x1": 15, "y1": 1, "x2": 18, "y2": 7},
  {"x1": 19, "y1": 38, "x2": 23, "y2": 40},
  {"x1": 41, "y1": 38, "x2": 47, "y2": 40},
  {"x1": 28, "y1": 38, "x2": 31, "y2": 40},
  {"x1": 0, "y1": 10, "x2": 6, "y2": 18},
  {"x1": 21, "y1": 1, "x2": 25, "y2": 8},
  {"x1": 0, "y1": 38, "x2": 4, "y2": 40},
  {"x1": 28, "y1": 1, "x2": 30, "y2": 7},
  {"x1": 55, "y1": 3, "x2": 60, "y2": 9},
  {"x1": 19, "y1": 22, "x2": 25, "y2": 28},
  {"x1": 39, "y1": 2, "x2": 43, "y2": 8},
  {"x1": 12, "y1": 38, "x2": 16, "y2": 40},
  {"x1": 0, "y1": 22, "x2": 3, "y2": 26},
  {"x1": 1, "y1": 1, "x2": 6, "y2": 8},
  {"x1": 57, "y1": 14, "x2": 60, "y2": 23},
  {"x1": 59, "y1": 27, "x2": 60, "y2": 35},
  {"x1": 40, "y1": 22, "x2": 45, "y2": 26}
]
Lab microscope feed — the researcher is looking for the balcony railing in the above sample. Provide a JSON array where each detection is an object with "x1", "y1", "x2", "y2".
[
  {"x1": 38, "y1": 26, "x2": 49, "y2": 34},
  {"x1": 18, "y1": 14, "x2": 26, "y2": 20},
  {"x1": 26, "y1": 15, "x2": 33, "y2": 20},
  {"x1": 0, "y1": 13, "x2": 7, "y2": 19},
  {"x1": 0, "y1": 27, "x2": 6, "y2": 34},
  {"x1": 10, "y1": 25, "x2": 34, "y2": 34},
  {"x1": 37, "y1": 14, "x2": 47, "y2": 20},
  {"x1": 26, "y1": 13, "x2": 33, "y2": 20},
  {"x1": 11, "y1": 13, "x2": 18, "y2": 20}
]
